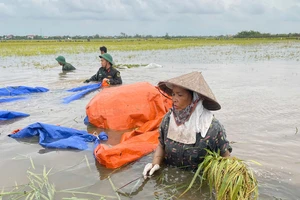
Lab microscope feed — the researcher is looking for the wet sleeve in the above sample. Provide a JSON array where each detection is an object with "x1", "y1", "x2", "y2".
[
  {"x1": 62, "y1": 64, "x2": 68, "y2": 70},
  {"x1": 109, "y1": 71, "x2": 122, "y2": 85},
  {"x1": 158, "y1": 113, "x2": 170, "y2": 149},
  {"x1": 215, "y1": 122, "x2": 232, "y2": 155},
  {"x1": 89, "y1": 68, "x2": 101, "y2": 81},
  {"x1": 63, "y1": 63, "x2": 75, "y2": 71},
  {"x1": 70, "y1": 64, "x2": 76, "y2": 70},
  {"x1": 89, "y1": 74, "x2": 97, "y2": 81}
]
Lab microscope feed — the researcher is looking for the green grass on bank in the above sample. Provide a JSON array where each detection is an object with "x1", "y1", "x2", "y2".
[{"x1": 1, "y1": 38, "x2": 299, "y2": 57}]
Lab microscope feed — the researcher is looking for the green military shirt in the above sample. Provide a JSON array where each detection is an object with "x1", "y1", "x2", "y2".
[
  {"x1": 62, "y1": 62, "x2": 76, "y2": 71},
  {"x1": 88, "y1": 66, "x2": 122, "y2": 85}
]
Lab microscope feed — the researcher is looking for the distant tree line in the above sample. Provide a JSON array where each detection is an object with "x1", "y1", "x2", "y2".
[
  {"x1": 234, "y1": 30, "x2": 300, "y2": 38},
  {"x1": 1, "y1": 31, "x2": 300, "y2": 41}
]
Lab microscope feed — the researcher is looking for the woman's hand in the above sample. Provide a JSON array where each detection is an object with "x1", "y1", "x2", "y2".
[{"x1": 143, "y1": 163, "x2": 160, "y2": 179}]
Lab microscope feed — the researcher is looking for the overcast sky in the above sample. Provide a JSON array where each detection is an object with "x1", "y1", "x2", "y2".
[{"x1": 0, "y1": 0, "x2": 300, "y2": 36}]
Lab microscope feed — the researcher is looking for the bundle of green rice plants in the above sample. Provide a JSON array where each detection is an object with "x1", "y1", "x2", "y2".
[
  {"x1": 0, "y1": 166, "x2": 55, "y2": 200},
  {"x1": 181, "y1": 150, "x2": 258, "y2": 200}
]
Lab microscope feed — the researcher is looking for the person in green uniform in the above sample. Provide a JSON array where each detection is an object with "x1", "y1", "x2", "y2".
[
  {"x1": 55, "y1": 56, "x2": 76, "y2": 71},
  {"x1": 143, "y1": 71, "x2": 232, "y2": 178},
  {"x1": 84, "y1": 53, "x2": 122, "y2": 85}
]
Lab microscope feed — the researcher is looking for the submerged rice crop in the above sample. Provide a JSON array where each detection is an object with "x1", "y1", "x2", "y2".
[{"x1": 1, "y1": 38, "x2": 299, "y2": 57}]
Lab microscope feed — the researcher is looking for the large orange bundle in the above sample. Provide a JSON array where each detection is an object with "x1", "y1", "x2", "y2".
[{"x1": 86, "y1": 82, "x2": 172, "y2": 168}]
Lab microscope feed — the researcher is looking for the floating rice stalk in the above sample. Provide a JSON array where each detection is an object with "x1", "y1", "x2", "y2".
[
  {"x1": 153, "y1": 173, "x2": 190, "y2": 199},
  {"x1": 57, "y1": 181, "x2": 117, "y2": 199},
  {"x1": 101, "y1": 167, "x2": 122, "y2": 181},
  {"x1": 14, "y1": 181, "x2": 19, "y2": 190},
  {"x1": 43, "y1": 166, "x2": 55, "y2": 199},
  {"x1": 157, "y1": 182, "x2": 188, "y2": 191},
  {"x1": 116, "y1": 176, "x2": 142, "y2": 192},
  {"x1": 84, "y1": 155, "x2": 91, "y2": 172},
  {"x1": 58, "y1": 190, "x2": 117, "y2": 199},
  {"x1": 108, "y1": 176, "x2": 121, "y2": 200},
  {"x1": 29, "y1": 157, "x2": 35, "y2": 170},
  {"x1": 12, "y1": 154, "x2": 31, "y2": 160},
  {"x1": 180, "y1": 149, "x2": 258, "y2": 200},
  {"x1": 154, "y1": 182, "x2": 189, "y2": 199},
  {"x1": 129, "y1": 178, "x2": 141, "y2": 195},
  {"x1": 11, "y1": 154, "x2": 35, "y2": 169},
  {"x1": 59, "y1": 184, "x2": 96, "y2": 191},
  {"x1": 248, "y1": 160, "x2": 262, "y2": 166},
  {"x1": 49, "y1": 159, "x2": 85, "y2": 175}
]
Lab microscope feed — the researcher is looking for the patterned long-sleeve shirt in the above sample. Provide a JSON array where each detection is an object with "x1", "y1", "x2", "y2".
[{"x1": 159, "y1": 111, "x2": 232, "y2": 170}]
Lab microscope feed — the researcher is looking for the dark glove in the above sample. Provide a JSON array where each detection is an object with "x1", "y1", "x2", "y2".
[{"x1": 84, "y1": 79, "x2": 90, "y2": 83}]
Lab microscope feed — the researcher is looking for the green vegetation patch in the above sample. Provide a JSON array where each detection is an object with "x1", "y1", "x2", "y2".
[
  {"x1": 114, "y1": 64, "x2": 147, "y2": 69},
  {"x1": 1, "y1": 38, "x2": 299, "y2": 57}
]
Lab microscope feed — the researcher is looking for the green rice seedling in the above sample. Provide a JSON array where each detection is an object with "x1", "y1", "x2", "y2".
[
  {"x1": 181, "y1": 150, "x2": 258, "y2": 200},
  {"x1": 0, "y1": 157, "x2": 119, "y2": 200},
  {"x1": 0, "y1": 166, "x2": 55, "y2": 200}
]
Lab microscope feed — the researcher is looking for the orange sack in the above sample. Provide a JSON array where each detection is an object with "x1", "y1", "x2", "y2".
[{"x1": 86, "y1": 82, "x2": 172, "y2": 168}]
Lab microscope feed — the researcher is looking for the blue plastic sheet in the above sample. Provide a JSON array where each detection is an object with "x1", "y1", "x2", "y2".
[
  {"x1": 8, "y1": 122, "x2": 108, "y2": 150},
  {"x1": 63, "y1": 83, "x2": 101, "y2": 104},
  {"x1": 0, "y1": 86, "x2": 49, "y2": 96},
  {"x1": 84, "y1": 116, "x2": 89, "y2": 125},
  {"x1": 0, "y1": 111, "x2": 30, "y2": 120},
  {"x1": 67, "y1": 83, "x2": 101, "y2": 92},
  {"x1": 0, "y1": 97, "x2": 28, "y2": 103}
]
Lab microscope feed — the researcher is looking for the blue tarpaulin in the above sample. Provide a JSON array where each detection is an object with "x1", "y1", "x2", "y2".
[
  {"x1": 0, "y1": 97, "x2": 28, "y2": 103},
  {"x1": 8, "y1": 122, "x2": 108, "y2": 150},
  {"x1": 0, "y1": 86, "x2": 49, "y2": 96},
  {"x1": 0, "y1": 111, "x2": 30, "y2": 120},
  {"x1": 63, "y1": 83, "x2": 101, "y2": 104},
  {"x1": 84, "y1": 116, "x2": 89, "y2": 125},
  {"x1": 67, "y1": 83, "x2": 101, "y2": 92}
]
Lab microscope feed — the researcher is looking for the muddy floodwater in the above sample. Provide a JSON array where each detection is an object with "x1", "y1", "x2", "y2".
[{"x1": 1, "y1": 43, "x2": 300, "y2": 199}]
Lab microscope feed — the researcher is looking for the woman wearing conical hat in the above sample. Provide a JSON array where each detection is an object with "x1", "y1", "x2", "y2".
[{"x1": 143, "y1": 72, "x2": 232, "y2": 178}]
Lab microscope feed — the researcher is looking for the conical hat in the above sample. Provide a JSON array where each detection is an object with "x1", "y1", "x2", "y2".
[{"x1": 158, "y1": 71, "x2": 221, "y2": 110}]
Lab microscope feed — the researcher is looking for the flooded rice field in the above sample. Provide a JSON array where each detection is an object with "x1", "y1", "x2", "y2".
[{"x1": 1, "y1": 43, "x2": 300, "y2": 199}]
